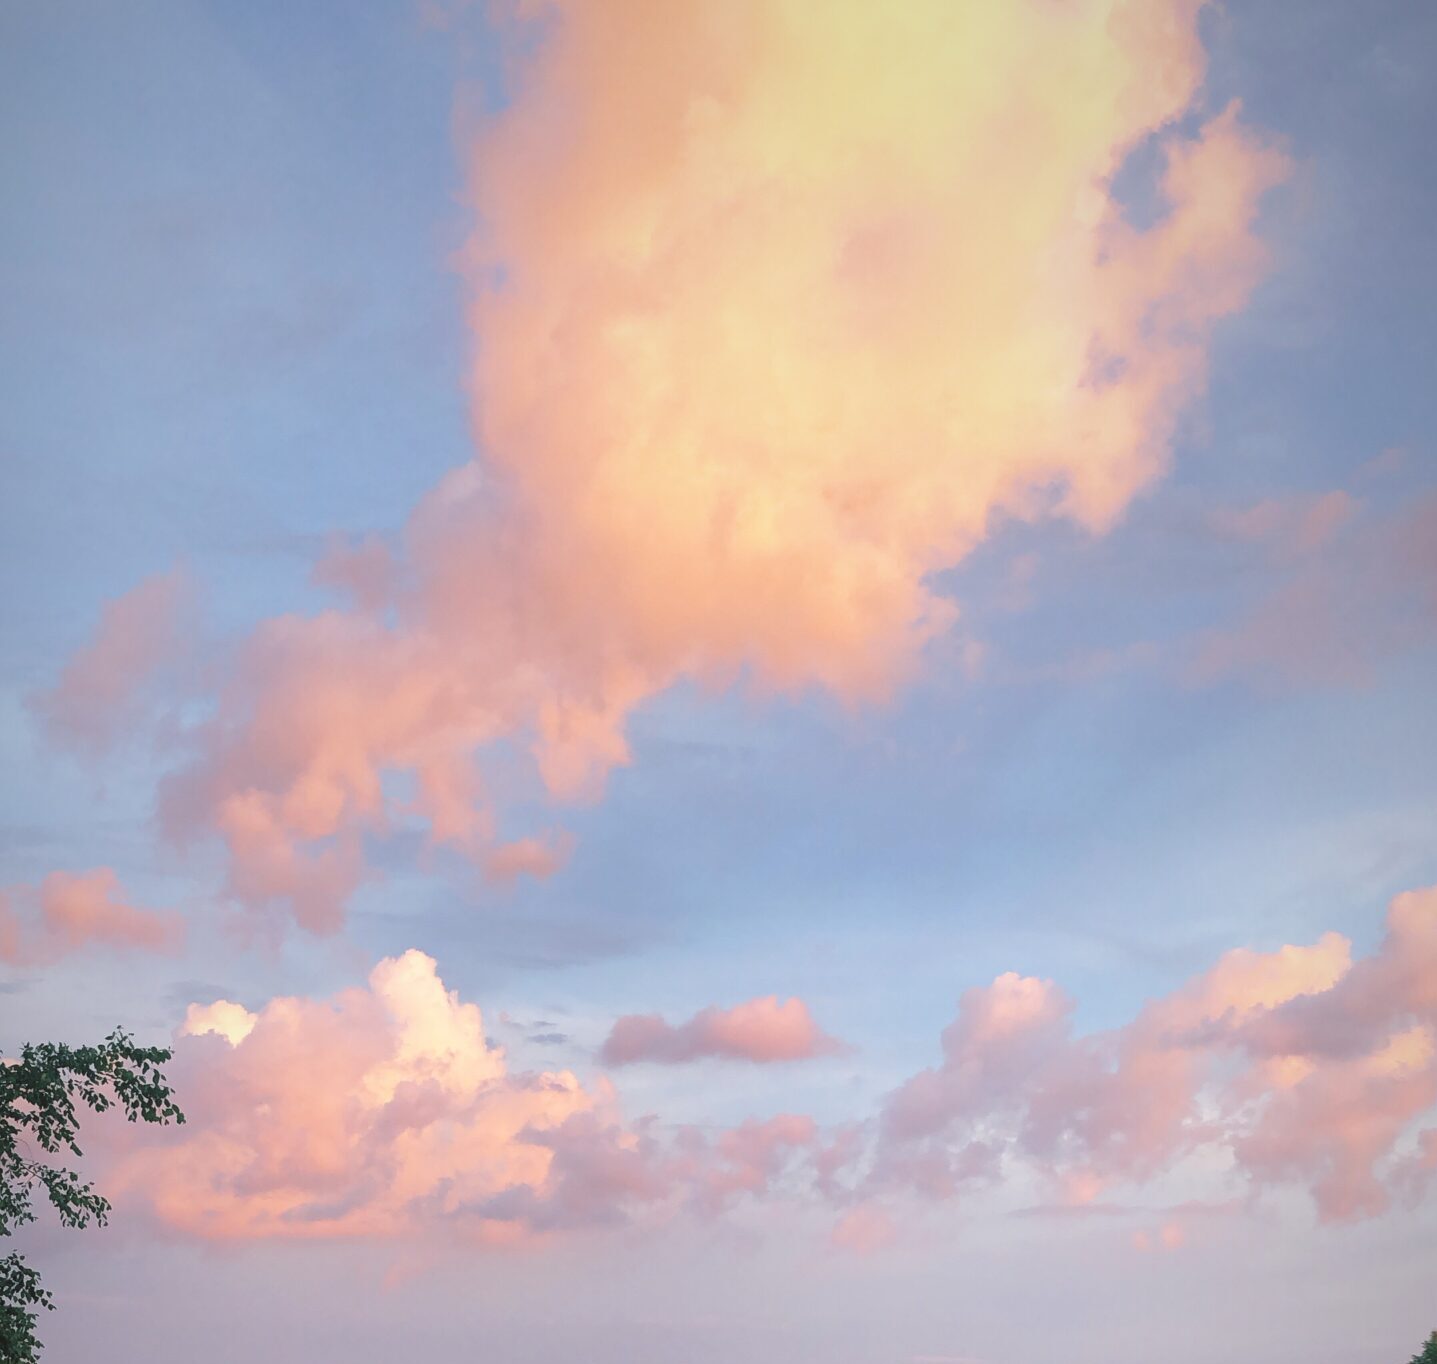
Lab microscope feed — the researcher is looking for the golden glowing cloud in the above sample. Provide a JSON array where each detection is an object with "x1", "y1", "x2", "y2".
[{"x1": 51, "y1": 0, "x2": 1287, "y2": 931}]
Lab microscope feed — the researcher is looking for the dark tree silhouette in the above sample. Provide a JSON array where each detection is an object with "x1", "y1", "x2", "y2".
[
  {"x1": 1411, "y1": 1331, "x2": 1437, "y2": 1364},
  {"x1": 1, "y1": 1030, "x2": 183, "y2": 1361}
]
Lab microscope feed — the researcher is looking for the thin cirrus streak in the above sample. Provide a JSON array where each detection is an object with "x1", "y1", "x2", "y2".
[
  {"x1": 36, "y1": 0, "x2": 1287, "y2": 934},
  {"x1": 0, "y1": 868, "x2": 184, "y2": 967},
  {"x1": 105, "y1": 884, "x2": 1437, "y2": 1242}
]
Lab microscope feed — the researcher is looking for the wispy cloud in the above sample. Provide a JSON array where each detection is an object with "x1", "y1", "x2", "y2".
[{"x1": 1, "y1": 867, "x2": 183, "y2": 966}]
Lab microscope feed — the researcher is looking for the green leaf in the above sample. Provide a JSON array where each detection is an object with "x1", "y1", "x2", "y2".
[{"x1": 1, "y1": 1029, "x2": 183, "y2": 1360}]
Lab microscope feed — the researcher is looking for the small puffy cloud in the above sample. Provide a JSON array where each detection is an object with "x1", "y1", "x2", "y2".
[
  {"x1": 181, "y1": 1000, "x2": 258, "y2": 1047},
  {"x1": 882, "y1": 971, "x2": 1073, "y2": 1146},
  {"x1": 601, "y1": 996, "x2": 845, "y2": 1065},
  {"x1": 483, "y1": 832, "x2": 575, "y2": 885},
  {"x1": 0, "y1": 869, "x2": 183, "y2": 966}
]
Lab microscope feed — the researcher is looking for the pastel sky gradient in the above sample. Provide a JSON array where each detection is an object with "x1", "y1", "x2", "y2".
[{"x1": 2, "y1": 2, "x2": 1435, "y2": 1362}]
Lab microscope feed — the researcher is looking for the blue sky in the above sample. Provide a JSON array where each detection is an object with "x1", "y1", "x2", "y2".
[{"x1": 2, "y1": 3, "x2": 1435, "y2": 1361}]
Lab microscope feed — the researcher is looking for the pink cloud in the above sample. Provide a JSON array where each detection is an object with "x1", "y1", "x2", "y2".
[
  {"x1": 99, "y1": 888, "x2": 1437, "y2": 1248},
  {"x1": 0, "y1": 868, "x2": 183, "y2": 966},
  {"x1": 212, "y1": 789, "x2": 365, "y2": 938},
  {"x1": 830, "y1": 1202, "x2": 898, "y2": 1255},
  {"x1": 1222, "y1": 886, "x2": 1437, "y2": 1220},
  {"x1": 1132, "y1": 1221, "x2": 1185, "y2": 1253},
  {"x1": 311, "y1": 533, "x2": 397, "y2": 614},
  {"x1": 474, "y1": 1108, "x2": 819, "y2": 1233},
  {"x1": 601, "y1": 996, "x2": 845, "y2": 1065},
  {"x1": 882, "y1": 971, "x2": 1074, "y2": 1146},
  {"x1": 110, "y1": 949, "x2": 601, "y2": 1241},
  {"x1": 38, "y1": 0, "x2": 1286, "y2": 935},
  {"x1": 483, "y1": 832, "x2": 575, "y2": 885},
  {"x1": 871, "y1": 888, "x2": 1436, "y2": 1222},
  {"x1": 108, "y1": 952, "x2": 821, "y2": 1242},
  {"x1": 1191, "y1": 489, "x2": 1437, "y2": 690},
  {"x1": 31, "y1": 569, "x2": 191, "y2": 752},
  {"x1": 1208, "y1": 490, "x2": 1356, "y2": 557}
]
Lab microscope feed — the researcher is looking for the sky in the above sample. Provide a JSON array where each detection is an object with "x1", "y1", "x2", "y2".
[{"x1": 1, "y1": 1, "x2": 1435, "y2": 1361}]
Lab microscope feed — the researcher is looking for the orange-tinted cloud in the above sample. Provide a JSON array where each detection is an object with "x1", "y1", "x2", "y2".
[
  {"x1": 31, "y1": 570, "x2": 191, "y2": 753},
  {"x1": 47, "y1": 2, "x2": 1285, "y2": 934},
  {"x1": 0, "y1": 868, "x2": 184, "y2": 966},
  {"x1": 874, "y1": 888, "x2": 1435, "y2": 1222},
  {"x1": 104, "y1": 889, "x2": 1437, "y2": 1245},
  {"x1": 601, "y1": 995, "x2": 844, "y2": 1065},
  {"x1": 109, "y1": 951, "x2": 820, "y2": 1241},
  {"x1": 112, "y1": 949, "x2": 600, "y2": 1240}
]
